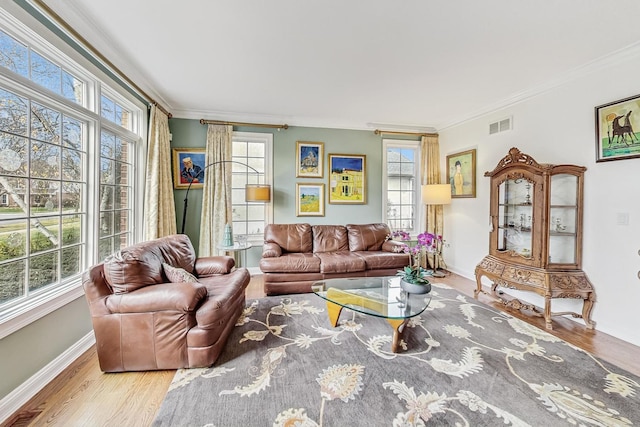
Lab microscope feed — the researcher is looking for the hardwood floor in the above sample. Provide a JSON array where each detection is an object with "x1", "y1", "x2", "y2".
[{"x1": 4, "y1": 273, "x2": 639, "y2": 426}]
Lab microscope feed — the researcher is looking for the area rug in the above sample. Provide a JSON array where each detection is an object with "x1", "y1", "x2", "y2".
[{"x1": 153, "y1": 283, "x2": 640, "y2": 426}]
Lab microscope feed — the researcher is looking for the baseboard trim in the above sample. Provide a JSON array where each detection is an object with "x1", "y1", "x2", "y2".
[{"x1": 0, "y1": 331, "x2": 95, "y2": 424}]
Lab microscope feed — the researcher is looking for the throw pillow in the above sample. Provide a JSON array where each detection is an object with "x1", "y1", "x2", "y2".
[{"x1": 162, "y1": 263, "x2": 199, "y2": 283}]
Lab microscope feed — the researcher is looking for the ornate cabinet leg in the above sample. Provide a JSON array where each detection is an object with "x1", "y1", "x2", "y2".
[
  {"x1": 544, "y1": 295, "x2": 553, "y2": 330},
  {"x1": 582, "y1": 293, "x2": 596, "y2": 329}
]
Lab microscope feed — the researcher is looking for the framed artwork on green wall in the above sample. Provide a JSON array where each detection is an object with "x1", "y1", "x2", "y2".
[
  {"x1": 296, "y1": 183, "x2": 325, "y2": 216},
  {"x1": 172, "y1": 148, "x2": 206, "y2": 189},
  {"x1": 328, "y1": 154, "x2": 366, "y2": 204},
  {"x1": 296, "y1": 141, "x2": 324, "y2": 178}
]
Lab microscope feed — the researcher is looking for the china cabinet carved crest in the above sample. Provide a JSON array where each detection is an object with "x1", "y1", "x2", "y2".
[{"x1": 474, "y1": 147, "x2": 595, "y2": 329}]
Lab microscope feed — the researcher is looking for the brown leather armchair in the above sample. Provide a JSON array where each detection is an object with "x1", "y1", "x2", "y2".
[{"x1": 83, "y1": 234, "x2": 250, "y2": 372}]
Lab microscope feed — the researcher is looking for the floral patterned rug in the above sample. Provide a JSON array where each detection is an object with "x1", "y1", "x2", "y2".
[{"x1": 153, "y1": 283, "x2": 640, "y2": 426}]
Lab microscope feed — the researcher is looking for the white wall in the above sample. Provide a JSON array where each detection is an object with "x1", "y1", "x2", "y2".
[{"x1": 439, "y1": 52, "x2": 640, "y2": 347}]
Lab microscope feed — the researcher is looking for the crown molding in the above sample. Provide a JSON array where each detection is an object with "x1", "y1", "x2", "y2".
[{"x1": 436, "y1": 40, "x2": 640, "y2": 131}]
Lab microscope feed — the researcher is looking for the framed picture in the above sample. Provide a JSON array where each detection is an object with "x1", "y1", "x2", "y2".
[
  {"x1": 296, "y1": 141, "x2": 324, "y2": 178},
  {"x1": 595, "y1": 94, "x2": 640, "y2": 162},
  {"x1": 446, "y1": 149, "x2": 476, "y2": 198},
  {"x1": 328, "y1": 154, "x2": 366, "y2": 204},
  {"x1": 172, "y1": 148, "x2": 206, "y2": 189},
  {"x1": 296, "y1": 183, "x2": 325, "y2": 216}
]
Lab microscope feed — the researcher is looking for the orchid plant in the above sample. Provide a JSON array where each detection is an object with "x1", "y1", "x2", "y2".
[{"x1": 392, "y1": 231, "x2": 443, "y2": 285}]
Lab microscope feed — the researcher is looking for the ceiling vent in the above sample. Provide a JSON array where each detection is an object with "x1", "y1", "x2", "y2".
[{"x1": 489, "y1": 117, "x2": 512, "y2": 135}]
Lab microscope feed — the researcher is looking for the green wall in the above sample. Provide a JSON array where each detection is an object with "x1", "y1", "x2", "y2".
[
  {"x1": 169, "y1": 119, "x2": 389, "y2": 265},
  {"x1": 0, "y1": 297, "x2": 91, "y2": 401}
]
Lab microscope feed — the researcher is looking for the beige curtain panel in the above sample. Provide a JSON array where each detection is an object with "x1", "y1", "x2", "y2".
[
  {"x1": 421, "y1": 134, "x2": 446, "y2": 270},
  {"x1": 143, "y1": 105, "x2": 176, "y2": 240},
  {"x1": 199, "y1": 124, "x2": 233, "y2": 256}
]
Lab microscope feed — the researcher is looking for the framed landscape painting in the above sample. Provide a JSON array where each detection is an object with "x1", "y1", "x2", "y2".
[
  {"x1": 172, "y1": 148, "x2": 206, "y2": 189},
  {"x1": 446, "y1": 149, "x2": 476, "y2": 198},
  {"x1": 595, "y1": 94, "x2": 640, "y2": 162},
  {"x1": 296, "y1": 183, "x2": 325, "y2": 216},
  {"x1": 328, "y1": 154, "x2": 366, "y2": 204},
  {"x1": 296, "y1": 141, "x2": 324, "y2": 178}
]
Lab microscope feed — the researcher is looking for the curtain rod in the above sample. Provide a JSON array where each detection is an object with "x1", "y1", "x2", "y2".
[
  {"x1": 31, "y1": 0, "x2": 173, "y2": 118},
  {"x1": 199, "y1": 119, "x2": 289, "y2": 130},
  {"x1": 374, "y1": 129, "x2": 438, "y2": 137}
]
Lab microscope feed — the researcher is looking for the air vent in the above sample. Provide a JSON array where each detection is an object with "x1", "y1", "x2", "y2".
[{"x1": 489, "y1": 117, "x2": 512, "y2": 135}]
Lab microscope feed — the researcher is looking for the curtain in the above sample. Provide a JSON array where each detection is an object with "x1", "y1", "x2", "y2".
[
  {"x1": 420, "y1": 134, "x2": 446, "y2": 270},
  {"x1": 199, "y1": 124, "x2": 233, "y2": 256},
  {"x1": 143, "y1": 105, "x2": 176, "y2": 240}
]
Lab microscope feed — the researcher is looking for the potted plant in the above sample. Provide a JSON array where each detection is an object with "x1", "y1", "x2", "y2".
[{"x1": 393, "y1": 231, "x2": 442, "y2": 294}]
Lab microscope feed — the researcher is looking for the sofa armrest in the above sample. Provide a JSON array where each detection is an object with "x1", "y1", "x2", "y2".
[
  {"x1": 195, "y1": 256, "x2": 235, "y2": 276},
  {"x1": 262, "y1": 242, "x2": 282, "y2": 258},
  {"x1": 105, "y1": 282, "x2": 208, "y2": 314},
  {"x1": 382, "y1": 240, "x2": 408, "y2": 253}
]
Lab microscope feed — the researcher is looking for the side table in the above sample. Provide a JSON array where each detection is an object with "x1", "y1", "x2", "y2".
[{"x1": 217, "y1": 242, "x2": 252, "y2": 267}]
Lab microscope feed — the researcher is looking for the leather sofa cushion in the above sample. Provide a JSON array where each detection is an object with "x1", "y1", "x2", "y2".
[
  {"x1": 264, "y1": 223, "x2": 313, "y2": 253},
  {"x1": 312, "y1": 225, "x2": 349, "y2": 253},
  {"x1": 314, "y1": 252, "x2": 366, "y2": 274},
  {"x1": 260, "y1": 252, "x2": 321, "y2": 273},
  {"x1": 354, "y1": 251, "x2": 409, "y2": 270},
  {"x1": 104, "y1": 234, "x2": 197, "y2": 294},
  {"x1": 346, "y1": 223, "x2": 391, "y2": 251}
]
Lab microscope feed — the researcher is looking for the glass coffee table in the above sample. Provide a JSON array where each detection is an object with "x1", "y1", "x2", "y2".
[{"x1": 312, "y1": 276, "x2": 431, "y2": 353}]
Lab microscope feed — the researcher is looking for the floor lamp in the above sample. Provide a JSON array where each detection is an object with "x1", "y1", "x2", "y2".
[
  {"x1": 180, "y1": 160, "x2": 271, "y2": 234},
  {"x1": 421, "y1": 183, "x2": 452, "y2": 277}
]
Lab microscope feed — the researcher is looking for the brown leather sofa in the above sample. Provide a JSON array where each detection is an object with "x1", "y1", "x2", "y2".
[
  {"x1": 83, "y1": 234, "x2": 250, "y2": 372},
  {"x1": 260, "y1": 223, "x2": 409, "y2": 295}
]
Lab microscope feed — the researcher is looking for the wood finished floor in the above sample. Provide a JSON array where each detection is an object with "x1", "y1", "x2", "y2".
[{"x1": 4, "y1": 273, "x2": 640, "y2": 427}]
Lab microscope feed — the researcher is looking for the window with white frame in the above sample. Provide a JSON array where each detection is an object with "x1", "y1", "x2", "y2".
[
  {"x1": 383, "y1": 140, "x2": 421, "y2": 233},
  {"x1": 0, "y1": 19, "x2": 144, "y2": 328},
  {"x1": 231, "y1": 132, "x2": 272, "y2": 243}
]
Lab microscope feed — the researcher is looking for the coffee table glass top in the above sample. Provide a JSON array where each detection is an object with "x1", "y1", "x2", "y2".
[{"x1": 311, "y1": 276, "x2": 431, "y2": 320}]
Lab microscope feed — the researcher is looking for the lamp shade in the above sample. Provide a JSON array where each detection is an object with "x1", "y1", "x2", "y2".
[
  {"x1": 422, "y1": 184, "x2": 452, "y2": 205},
  {"x1": 245, "y1": 184, "x2": 271, "y2": 202}
]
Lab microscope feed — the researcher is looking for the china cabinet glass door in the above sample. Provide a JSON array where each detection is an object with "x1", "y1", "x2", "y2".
[
  {"x1": 496, "y1": 178, "x2": 534, "y2": 258},
  {"x1": 548, "y1": 173, "x2": 578, "y2": 266}
]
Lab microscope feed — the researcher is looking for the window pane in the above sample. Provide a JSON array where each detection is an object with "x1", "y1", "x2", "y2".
[
  {"x1": 31, "y1": 103, "x2": 61, "y2": 143},
  {"x1": 0, "y1": 134, "x2": 28, "y2": 176},
  {"x1": 62, "y1": 215, "x2": 81, "y2": 245},
  {"x1": 31, "y1": 51, "x2": 61, "y2": 94},
  {"x1": 61, "y1": 182, "x2": 81, "y2": 211},
  {"x1": 0, "y1": 220, "x2": 27, "y2": 260},
  {"x1": 100, "y1": 210, "x2": 113, "y2": 237},
  {"x1": 0, "y1": 259, "x2": 26, "y2": 304},
  {"x1": 0, "y1": 88, "x2": 28, "y2": 135},
  {"x1": 61, "y1": 245, "x2": 80, "y2": 280},
  {"x1": 0, "y1": 30, "x2": 28, "y2": 77},
  {"x1": 31, "y1": 179, "x2": 59, "y2": 215},
  {"x1": 100, "y1": 185, "x2": 113, "y2": 210},
  {"x1": 62, "y1": 70, "x2": 83, "y2": 105},
  {"x1": 31, "y1": 142, "x2": 60, "y2": 179},
  {"x1": 29, "y1": 251, "x2": 57, "y2": 291},
  {"x1": 100, "y1": 95, "x2": 115, "y2": 122},
  {"x1": 30, "y1": 216, "x2": 59, "y2": 254},
  {"x1": 62, "y1": 116, "x2": 82, "y2": 149},
  {"x1": 62, "y1": 148, "x2": 82, "y2": 181}
]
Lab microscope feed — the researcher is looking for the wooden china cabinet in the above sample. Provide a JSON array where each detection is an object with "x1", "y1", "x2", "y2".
[{"x1": 474, "y1": 147, "x2": 595, "y2": 330}]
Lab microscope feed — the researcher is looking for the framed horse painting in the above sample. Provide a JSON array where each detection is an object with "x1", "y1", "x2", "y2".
[{"x1": 595, "y1": 94, "x2": 640, "y2": 162}]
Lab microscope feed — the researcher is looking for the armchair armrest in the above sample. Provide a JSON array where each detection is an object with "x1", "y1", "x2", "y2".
[
  {"x1": 382, "y1": 240, "x2": 407, "y2": 253},
  {"x1": 106, "y1": 282, "x2": 208, "y2": 314},
  {"x1": 195, "y1": 256, "x2": 235, "y2": 276},
  {"x1": 262, "y1": 242, "x2": 282, "y2": 258}
]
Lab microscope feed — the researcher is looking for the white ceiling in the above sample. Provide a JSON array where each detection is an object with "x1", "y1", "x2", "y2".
[{"x1": 41, "y1": 0, "x2": 640, "y2": 131}]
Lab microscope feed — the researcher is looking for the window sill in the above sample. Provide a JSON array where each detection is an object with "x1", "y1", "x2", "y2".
[{"x1": 0, "y1": 279, "x2": 85, "y2": 340}]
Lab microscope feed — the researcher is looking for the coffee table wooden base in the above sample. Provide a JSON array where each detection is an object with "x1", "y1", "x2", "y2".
[{"x1": 325, "y1": 299, "x2": 407, "y2": 353}]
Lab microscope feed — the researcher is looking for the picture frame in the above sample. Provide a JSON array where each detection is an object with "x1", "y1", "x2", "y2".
[
  {"x1": 595, "y1": 94, "x2": 640, "y2": 162},
  {"x1": 296, "y1": 183, "x2": 325, "y2": 216},
  {"x1": 328, "y1": 154, "x2": 366, "y2": 204},
  {"x1": 172, "y1": 148, "x2": 206, "y2": 189},
  {"x1": 446, "y1": 149, "x2": 476, "y2": 198},
  {"x1": 296, "y1": 141, "x2": 324, "y2": 178}
]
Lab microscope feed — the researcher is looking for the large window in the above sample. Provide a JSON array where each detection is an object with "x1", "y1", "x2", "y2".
[
  {"x1": 0, "y1": 19, "x2": 144, "y2": 333},
  {"x1": 231, "y1": 132, "x2": 272, "y2": 243},
  {"x1": 383, "y1": 140, "x2": 421, "y2": 233}
]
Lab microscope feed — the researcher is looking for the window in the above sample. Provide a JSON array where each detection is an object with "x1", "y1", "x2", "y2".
[
  {"x1": 383, "y1": 140, "x2": 421, "y2": 233},
  {"x1": 0, "y1": 18, "x2": 144, "y2": 335},
  {"x1": 231, "y1": 132, "x2": 272, "y2": 243}
]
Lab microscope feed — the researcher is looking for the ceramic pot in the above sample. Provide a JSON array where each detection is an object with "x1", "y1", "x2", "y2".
[{"x1": 400, "y1": 279, "x2": 431, "y2": 295}]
